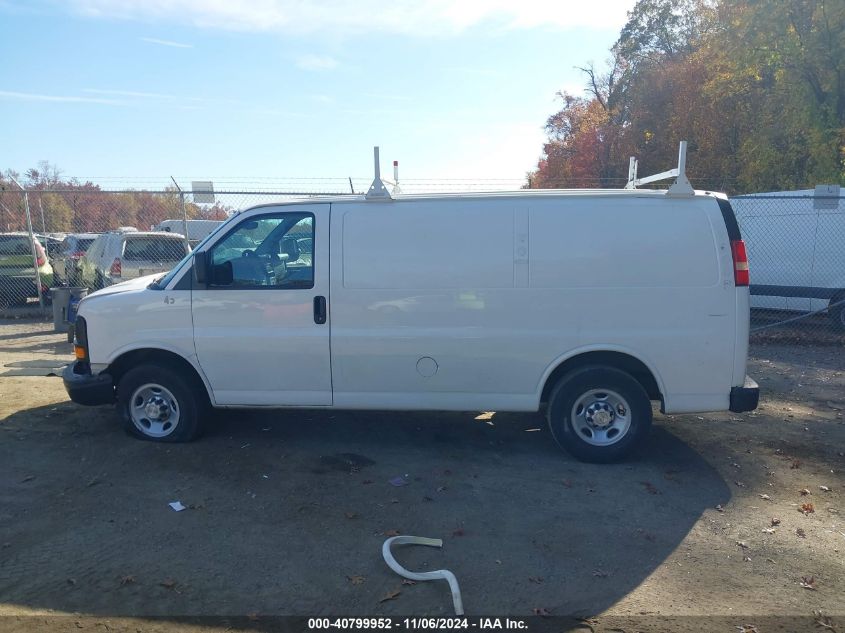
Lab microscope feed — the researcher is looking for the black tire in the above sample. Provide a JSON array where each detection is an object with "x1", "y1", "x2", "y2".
[
  {"x1": 116, "y1": 364, "x2": 206, "y2": 442},
  {"x1": 546, "y1": 365, "x2": 652, "y2": 463},
  {"x1": 829, "y1": 294, "x2": 845, "y2": 332}
]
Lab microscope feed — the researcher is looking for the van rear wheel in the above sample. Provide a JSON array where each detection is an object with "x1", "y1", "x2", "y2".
[
  {"x1": 117, "y1": 364, "x2": 204, "y2": 442},
  {"x1": 546, "y1": 366, "x2": 652, "y2": 463}
]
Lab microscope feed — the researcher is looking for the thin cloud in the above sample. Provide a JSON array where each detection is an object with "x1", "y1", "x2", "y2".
[
  {"x1": 66, "y1": 1, "x2": 635, "y2": 35},
  {"x1": 0, "y1": 90, "x2": 124, "y2": 105},
  {"x1": 296, "y1": 54, "x2": 338, "y2": 71},
  {"x1": 84, "y1": 88, "x2": 184, "y2": 99},
  {"x1": 140, "y1": 36, "x2": 193, "y2": 48}
]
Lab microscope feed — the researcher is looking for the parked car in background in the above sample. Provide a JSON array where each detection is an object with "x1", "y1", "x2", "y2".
[
  {"x1": 0, "y1": 232, "x2": 53, "y2": 305},
  {"x1": 152, "y1": 219, "x2": 223, "y2": 248},
  {"x1": 50, "y1": 233, "x2": 99, "y2": 286},
  {"x1": 78, "y1": 228, "x2": 190, "y2": 289},
  {"x1": 732, "y1": 185, "x2": 845, "y2": 330}
]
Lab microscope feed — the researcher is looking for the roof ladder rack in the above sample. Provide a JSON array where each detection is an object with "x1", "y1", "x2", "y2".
[
  {"x1": 624, "y1": 141, "x2": 694, "y2": 196},
  {"x1": 366, "y1": 146, "x2": 393, "y2": 201}
]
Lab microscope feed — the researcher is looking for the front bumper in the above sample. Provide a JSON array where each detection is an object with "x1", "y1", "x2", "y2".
[
  {"x1": 729, "y1": 375, "x2": 759, "y2": 413},
  {"x1": 63, "y1": 361, "x2": 114, "y2": 406}
]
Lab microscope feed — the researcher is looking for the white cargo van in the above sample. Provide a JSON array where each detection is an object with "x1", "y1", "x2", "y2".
[
  {"x1": 63, "y1": 151, "x2": 758, "y2": 462},
  {"x1": 731, "y1": 186, "x2": 845, "y2": 329}
]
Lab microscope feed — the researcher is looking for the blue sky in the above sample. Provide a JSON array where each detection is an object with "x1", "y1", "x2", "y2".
[{"x1": 1, "y1": 1, "x2": 635, "y2": 189}]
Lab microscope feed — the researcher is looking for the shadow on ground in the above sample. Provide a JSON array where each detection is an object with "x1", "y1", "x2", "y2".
[{"x1": 0, "y1": 401, "x2": 730, "y2": 619}]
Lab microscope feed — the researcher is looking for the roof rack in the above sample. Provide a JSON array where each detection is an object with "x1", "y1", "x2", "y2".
[
  {"x1": 625, "y1": 141, "x2": 694, "y2": 196},
  {"x1": 365, "y1": 146, "x2": 402, "y2": 201}
]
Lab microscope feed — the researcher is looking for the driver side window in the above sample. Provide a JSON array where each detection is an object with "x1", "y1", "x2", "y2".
[{"x1": 208, "y1": 212, "x2": 314, "y2": 289}]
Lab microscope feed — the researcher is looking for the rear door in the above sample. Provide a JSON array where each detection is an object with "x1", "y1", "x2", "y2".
[
  {"x1": 0, "y1": 236, "x2": 34, "y2": 277},
  {"x1": 191, "y1": 204, "x2": 332, "y2": 406},
  {"x1": 122, "y1": 236, "x2": 190, "y2": 279}
]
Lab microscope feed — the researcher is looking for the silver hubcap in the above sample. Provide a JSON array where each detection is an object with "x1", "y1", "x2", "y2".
[
  {"x1": 130, "y1": 383, "x2": 180, "y2": 438},
  {"x1": 570, "y1": 389, "x2": 632, "y2": 446}
]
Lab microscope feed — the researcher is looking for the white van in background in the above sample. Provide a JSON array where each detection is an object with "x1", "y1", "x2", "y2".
[
  {"x1": 731, "y1": 185, "x2": 845, "y2": 329},
  {"x1": 63, "y1": 179, "x2": 758, "y2": 462},
  {"x1": 153, "y1": 219, "x2": 223, "y2": 247}
]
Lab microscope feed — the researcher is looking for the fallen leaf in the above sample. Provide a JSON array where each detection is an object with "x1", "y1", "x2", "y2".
[
  {"x1": 347, "y1": 575, "x2": 366, "y2": 585},
  {"x1": 758, "y1": 494, "x2": 771, "y2": 501},
  {"x1": 799, "y1": 576, "x2": 817, "y2": 590},
  {"x1": 743, "y1": 556, "x2": 752, "y2": 562},
  {"x1": 379, "y1": 589, "x2": 401, "y2": 603},
  {"x1": 436, "y1": 486, "x2": 447, "y2": 492},
  {"x1": 735, "y1": 481, "x2": 746, "y2": 488},
  {"x1": 771, "y1": 517, "x2": 781, "y2": 526},
  {"x1": 67, "y1": 578, "x2": 76, "y2": 585},
  {"x1": 819, "y1": 486, "x2": 831, "y2": 492},
  {"x1": 640, "y1": 482, "x2": 660, "y2": 495},
  {"x1": 532, "y1": 608, "x2": 551, "y2": 617},
  {"x1": 118, "y1": 575, "x2": 135, "y2": 586},
  {"x1": 800, "y1": 488, "x2": 811, "y2": 496},
  {"x1": 159, "y1": 579, "x2": 176, "y2": 589},
  {"x1": 736, "y1": 540, "x2": 749, "y2": 549},
  {"x1": 401, "y1": 579, "x2": 416, "y2": 586},
  {"x1": 383, "y1": 529, "x2": 401, "y2": 537},
  {"x1": 715, "y1": 504, "x2": 725, "y2": 513},
  {"x1": 592, "y1": 569, "x2": 609, "y2": 577},
  {"x1": 791, "y1": 460, "x2": 801, "y2": 469},
  {"x1": 528, "y1": 576, "x2": 544, "y2": 584},
  {"x1": 813, "y1": 610, "x2": 835, "y2": 631},
  {"x1": 796, "y1": 528, "x2": 806, "y2": 538},
  {"x1": 761, "y1": 528, "x2": 776, "y2": 534},
  {"x1": 800, "y1": 503, "x2": 815, "y2": 515},
  {"x1": 422, "y1": 496, "x2": 433, "y2": 502},
  {"x1": 20, "y1": 475, "x2": 35, "y2": 483}
]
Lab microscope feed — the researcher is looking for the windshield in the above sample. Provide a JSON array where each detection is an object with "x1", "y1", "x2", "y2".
[{"x1": 148, "y1": 217, "x2": 235, "y2": 290}]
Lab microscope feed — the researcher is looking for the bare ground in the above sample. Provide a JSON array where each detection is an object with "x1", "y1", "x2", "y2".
[{"x1": 0, "y1": 320, "x2": 843, "y2": 632}]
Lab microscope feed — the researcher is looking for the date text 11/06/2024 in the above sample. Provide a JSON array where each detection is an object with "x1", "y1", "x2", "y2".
[{"x1": 307, "y1": 618, "x2": 529, "y2": 630}]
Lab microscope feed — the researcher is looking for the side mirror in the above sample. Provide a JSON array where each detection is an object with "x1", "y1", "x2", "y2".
[{"x1": 194, "y1": 251, "x2": 208, "y2": 285}]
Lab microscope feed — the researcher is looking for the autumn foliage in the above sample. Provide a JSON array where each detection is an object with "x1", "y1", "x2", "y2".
[
  {"x1": 0, "y1": 162, "x2": 230, "y2": 234},
  {"x1": 528, "y1": 0, "x2": 845, "y2": 194}
]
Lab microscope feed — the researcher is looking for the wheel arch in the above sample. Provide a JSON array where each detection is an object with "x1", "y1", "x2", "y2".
[
  {"x1": 539, "y1": 348, "x2": 664, "y2": 409},
  {"x1": 106, "y1": 348, "x2": 213, "y2": 406}
]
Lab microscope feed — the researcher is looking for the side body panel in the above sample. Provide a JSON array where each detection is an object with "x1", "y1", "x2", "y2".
[{"x1": 329, "y1": 195, "x2": 736, "y2": 413}]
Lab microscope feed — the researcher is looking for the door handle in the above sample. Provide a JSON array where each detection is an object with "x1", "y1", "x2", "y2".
[{"x1": 313, "y1": 295, "x2": 327, "y2": 325}]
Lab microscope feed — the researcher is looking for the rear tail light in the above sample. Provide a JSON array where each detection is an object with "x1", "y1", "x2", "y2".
[
  {"x1": 731, "y1": 240, "x2": 749, "y2": 286},
  {"x1": 110, "y1": 257, "x2": 122, "y2": 277},
  {"x1": 71, "y1": 251, "x2": 86, "y2": 259}
]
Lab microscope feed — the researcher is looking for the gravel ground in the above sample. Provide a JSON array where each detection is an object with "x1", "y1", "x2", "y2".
[{"x1": 0, "y1": 320, "x2": 843, "y2": 632}]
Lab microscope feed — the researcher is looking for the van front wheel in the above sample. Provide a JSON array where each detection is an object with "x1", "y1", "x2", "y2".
[
  {"x1": 546, "y1": 366, "x2": 652, "y2": 463},
  {"x1": 117, "y1": 365, "x2": 203, "y2": 442}
]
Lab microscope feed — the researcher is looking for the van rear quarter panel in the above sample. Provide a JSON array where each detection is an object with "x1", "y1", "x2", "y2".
[{"x1": 330, "y1": 195, "x2": 736, "y2": 413}]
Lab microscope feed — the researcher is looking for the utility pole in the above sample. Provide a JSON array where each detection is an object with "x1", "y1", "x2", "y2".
[
  {"x1": 170, "y1": 177, "x2": 191, "y2": 253},
  {"x1": 8, "y1": 176, "x2": 45, "y2": 311}
]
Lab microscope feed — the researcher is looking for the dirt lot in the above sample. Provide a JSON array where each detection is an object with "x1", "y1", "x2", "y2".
[{"x1": 0, "y1": 320, "x2": 843, "y2": 631}]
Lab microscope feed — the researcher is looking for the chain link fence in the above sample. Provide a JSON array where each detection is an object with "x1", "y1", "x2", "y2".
[
  {"x1": 732, "y1": 193, "x2": 845, "y2": 346},
  {"x1": 1, "y1": 185, "x2": 843, "y2": 346}
]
